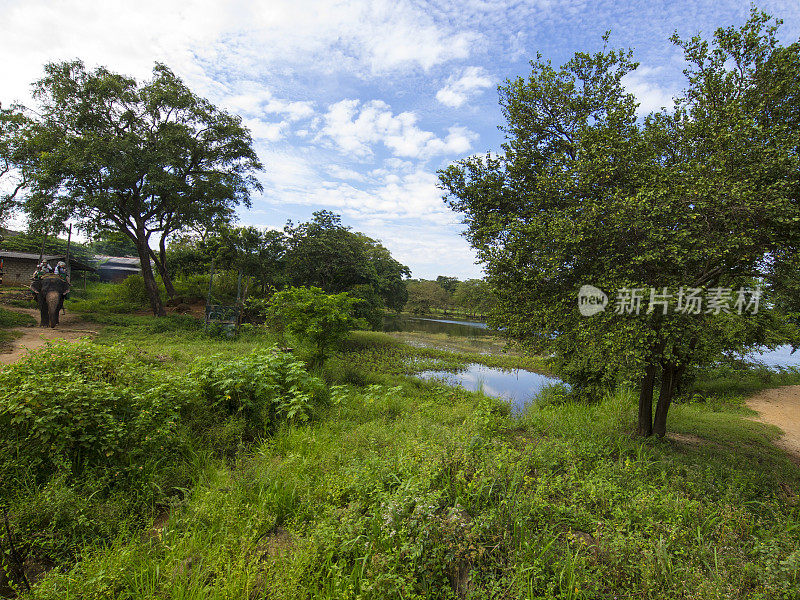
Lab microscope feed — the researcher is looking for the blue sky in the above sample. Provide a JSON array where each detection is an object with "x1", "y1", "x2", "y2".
[{"x1": 2, "y1": 0, "x2": 800, "y2": 278}]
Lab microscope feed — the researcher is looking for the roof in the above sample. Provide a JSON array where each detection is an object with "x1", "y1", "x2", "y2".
[
  {"x1": 95, "y1": 255, "x2": 141, "y2": 267},
  {"x1": 0, "y1": 251, "x2": 96, "y2": 272}
]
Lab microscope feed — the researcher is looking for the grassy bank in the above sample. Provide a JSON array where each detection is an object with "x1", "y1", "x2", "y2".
[
  {"x1": 0, "y1": 306, "x2": 36, "y2": 349},
  {"x1": 0, "y1": 315, "x2": 798, "y2": 599}
]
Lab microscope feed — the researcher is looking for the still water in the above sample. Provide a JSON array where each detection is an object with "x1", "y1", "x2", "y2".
[
  {"x1": 383, "y1": 315, "x2": 493, "y2": 337},
  {"x1": 395, "y1": 316, "x2": 799, "y2": 411},
  {"x1": 416, "y1": 363, "x2": 561, "y2": 412}
]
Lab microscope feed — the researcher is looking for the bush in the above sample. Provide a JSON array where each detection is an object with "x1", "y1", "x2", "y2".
[
  {"x1": 0, "y1": 342, "x2": 195, "y2": 487},
  {"x1": 267, "y1": 286, "x2": 366, "y2": 363},
  {"x1": 191, "y1": 347, "x2": 326, "y2": 438},
  {"x1": 0, "y1": 341, "x2": 327, "y2": 565},
  {"x1": 116, "y1": 274, "x2": 149, "y2": 305}
]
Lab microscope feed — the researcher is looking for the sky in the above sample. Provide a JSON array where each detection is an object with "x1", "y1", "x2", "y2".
[{"x1": 2, "y1": 0, "x2": 800, "y2": 279}]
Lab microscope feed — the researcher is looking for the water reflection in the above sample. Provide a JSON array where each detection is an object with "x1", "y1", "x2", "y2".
[
  {"x1": 741, "y1": 345, "x2": 800, "y2": 369},
  {"x1": 383, "y1": 315, "x2": 493, "y2": 337},
  {"x1": 416, "y1": 363, "x2": 561, "y2": 412}
]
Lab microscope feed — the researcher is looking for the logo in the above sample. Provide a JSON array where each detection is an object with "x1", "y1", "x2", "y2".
[{"x1": 578, "y1": 285, "x2": 608, "y2": 316}]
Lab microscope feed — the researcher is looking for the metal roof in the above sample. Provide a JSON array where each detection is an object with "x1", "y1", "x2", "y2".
[{"x1": 0, "y1": 251, "x2": 96, "y2": 272}]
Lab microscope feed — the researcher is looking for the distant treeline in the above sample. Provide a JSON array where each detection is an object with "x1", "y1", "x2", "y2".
[{"x1": 405, "y1": 276, "x2": 495, "y2": 319}]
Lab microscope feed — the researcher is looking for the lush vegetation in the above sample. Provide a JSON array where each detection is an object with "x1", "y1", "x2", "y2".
[
  {"x1": 1, "y1": 8, "x2": 799, "y2": 599},
  {"x1": 166, "y1": 212, "x2": 411, "y2": 328},
  {"x1": 0, "y1": 312, "x2": 796, "y2": 598},
  {"x1": 439, "y1": 10, "x2": 800, "y2": 436}
]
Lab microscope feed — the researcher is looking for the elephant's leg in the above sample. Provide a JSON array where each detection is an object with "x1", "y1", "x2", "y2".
[
  {"x1": 39, "y1": 297, "x2": 48, "y2": 327},
  {"x1": 46, "y1": 291, "x2": 60, "y2": 328}
]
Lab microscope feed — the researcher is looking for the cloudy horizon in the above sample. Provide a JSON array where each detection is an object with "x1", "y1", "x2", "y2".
[{"x1": 3, "y1": 0, "x2": 799, "y2": 278}]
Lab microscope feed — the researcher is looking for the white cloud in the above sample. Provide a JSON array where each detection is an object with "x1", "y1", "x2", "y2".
[
  {"x1": 224, "y1": 86, "x2": 314, "y2": 122},
  {"x1": 622, "y1": 66, "x2": 676, "y2": 116},
  {"x1": 319, "y1": 99, "x2": 477, "y2": 159},
  {"x1": 222, "y1": 84, "x2": 315, "y2": 143},
  {"x1": 0, "y1": 0, "x2": 481, "y2": 117},
  {"x1": 436, "y1": 66, "x2": 493, "y2": 108},
  {"x1": 325, "y1": 165, "x2": 366, "y2": 182}
]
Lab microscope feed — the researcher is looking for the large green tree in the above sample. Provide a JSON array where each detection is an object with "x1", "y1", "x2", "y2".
[
  {"x1": 439, "y1": 11, "x2": 800, "y2": 436},
  {"x1": 9, "y1": 61, "x2": 262, "y2": 316},
  {"x1": 0, "y1": 104, "x2": 32, "y2": 223},
  {"x1": 284, "y1": 211, "x2": 410, "y2": 318}
]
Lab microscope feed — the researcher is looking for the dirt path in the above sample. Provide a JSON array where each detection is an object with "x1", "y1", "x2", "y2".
[
  {"x1": 0, "y1": 308, "x2": 98, "y2": 366},
  {"x1": 747, "y1": 385, "x2": 800, "y2": 460}
]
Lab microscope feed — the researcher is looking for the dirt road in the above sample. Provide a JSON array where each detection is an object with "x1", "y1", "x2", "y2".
[
  {"x1": 0, "y1": 308, "x2": 98, "y2": 366},
  {"x1": 747, "y1": 385, "x2": 800, "y2": 460}
]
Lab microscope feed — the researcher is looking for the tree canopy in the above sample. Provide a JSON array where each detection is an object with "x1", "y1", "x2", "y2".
[
  {"x1": 8, "y1": 60, "x2": 262, "y2": 315},
  {"x1": 283, "y1": 211, "x2": 410, "y2": 319},
  {"x1": 439, "y1": 10, "x2": 800, "y2": 436}
]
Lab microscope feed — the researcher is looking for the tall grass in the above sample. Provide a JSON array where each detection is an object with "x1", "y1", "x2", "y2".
[{"x1": 2, "y1": 316, "x2": 798, "y2": 599}]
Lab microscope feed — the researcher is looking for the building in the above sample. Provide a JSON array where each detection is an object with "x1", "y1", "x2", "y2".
[
  {"x1": 94, "y1": 256, "x2": 142, "y2": 283},
  {"x1": 0, "y1": 251, "x2": 95, "y2": 286}
]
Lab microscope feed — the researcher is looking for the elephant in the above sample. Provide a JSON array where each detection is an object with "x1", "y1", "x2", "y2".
[{"x1": 30, "y1": 274, "x2": 70, "y2": 328}]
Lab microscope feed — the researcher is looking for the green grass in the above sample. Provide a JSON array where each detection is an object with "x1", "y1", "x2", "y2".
[
  {"x1": 0, "y1": 305, "x2": 35, "y2": 350},
  {"x1": 2, "y1": 316, "x2": 799, "y2": 599},
  {"x1": 0, "y1": 306, "x2": 36, "y2": 329}
]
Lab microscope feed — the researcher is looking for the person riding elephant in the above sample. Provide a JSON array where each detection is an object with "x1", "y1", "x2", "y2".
[{"x1": 30, "y1": 273, "x2": 70, "y2": 328}]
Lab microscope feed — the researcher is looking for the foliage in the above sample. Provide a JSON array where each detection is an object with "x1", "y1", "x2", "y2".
[
  {"x1": 439, "y1": 11, "x2": 800, "y2": 436},
  {"x1": 405, "y1": 279, "x2": 450, "y2": 315},
  {"x1": 10, "y1": 60, "x2": 263, "y2": 316},
  {"x1": 452, "y1": 278, "x2": 496, "y2": 317},
  {"x1": 0, "y1": 229, "x2": 96, "y2": 265},
  {"x1": 268, "y1": 286, "x2": 365, "y2": 363},
  {"x1": 284, "y1": 211, "x2": 410, "y2": 317},
  {"x1": 0, "y1": 342, "x2": 191, "y2": 487},
  {"x1": 0, "y1": 103, "x2": 30, "y2": 222},
  {"x1": 0, "y1": 336, "x2": 328, "y2": 571},
  {"x1": 87, "y1": 229, "x2": 138, "y2": 257},
  {"x1": 22, "y1": 335, "x2": 800, "y2": 599},
  {"x1": 165, "y1": 212, "x2": 410, "y2": 324},
  {"x1": 0, "y1": 306, "x2": 36, "y2": 328},
  {"x1": 191, "y1": 348, "x2": 326, "y2": 436}
]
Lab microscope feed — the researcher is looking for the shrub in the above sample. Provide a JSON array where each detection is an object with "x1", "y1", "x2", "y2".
[
  {"x1": 267, "y1": 286, "x2": 366, "y2": 363},
  {"x1": 116, "y1": 274, "x2": 149, "y2": 305},
  {"x1": 191, "y1": 347, "x2": 326, "y2": 438},
  {"x1": 0, "y1": 342, "x2": 195, "y2": 487}
]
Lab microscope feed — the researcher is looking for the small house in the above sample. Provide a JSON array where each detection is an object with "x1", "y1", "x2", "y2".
[{"x1": 0, "y1": 251, "x2": 95, "y2": 286}]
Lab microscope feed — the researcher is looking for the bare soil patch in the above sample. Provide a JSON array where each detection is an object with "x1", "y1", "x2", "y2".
[
  {"x1": 0, "y1": 307, "x2": 98, "y2": 366},
  {"x1": 746, "y1": 385, "x2": 800, "y2": 462}
]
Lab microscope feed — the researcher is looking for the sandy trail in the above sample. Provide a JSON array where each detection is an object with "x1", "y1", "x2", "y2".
[
  {"x1": 747, "y1": 385, "x2": 800, "y2": 460},
  {"x1": 0, "y1": 308, "x2": 98, "y2": 366}
]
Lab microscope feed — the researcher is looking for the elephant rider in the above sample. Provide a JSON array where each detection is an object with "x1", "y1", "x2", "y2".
[
  {"x1": 55, "y1": 261, "x2": 68, "y2": 279},
  {"x1": 30, "y1": 261, "x2": 50, "y2": 302},
  {"x1": 55, "y1": 261, "x2": 70, "y2": 299},
  {"x1": 32, "y1": 261, "x2": 52, "y2": 280}
]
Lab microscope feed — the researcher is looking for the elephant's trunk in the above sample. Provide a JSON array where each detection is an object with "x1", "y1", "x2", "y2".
[{"x1": 46, "y1": 290, "x2": 61, "y2": 328}]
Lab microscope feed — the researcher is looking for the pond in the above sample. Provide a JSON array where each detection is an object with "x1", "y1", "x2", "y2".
[
  {"x1": 739, "y1": 345, "x2": 800, "y2": 369},
  {"x1": 396, "y1": 316, "x2": 799, "y2": 412},
  {"x1": 383, "y1": 315, "x2": 493, "y2": 337},
  {"x1": 416, "y1": 363, "x2": 562, "y2": 413},
  {"x1": 386, "y1": 316, "x2": 800, "y2": 370}
]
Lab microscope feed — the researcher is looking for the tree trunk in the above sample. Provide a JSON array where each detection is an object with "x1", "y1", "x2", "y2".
[
  {"x1": 637, "y1": 362, "x2": 657, "y2": 437},
  {"x1": 653, "y1": 362, "x2": 677, "y2": 437},
  {"x1": 136, "y1": 234, "x2": 166, "y2": 317},
  {"x1": 149, "y1": 245, "x2": 176, "y2": 299}
]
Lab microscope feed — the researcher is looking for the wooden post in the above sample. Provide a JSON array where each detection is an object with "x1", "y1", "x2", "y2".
[
  {"x1": 65, "y1": 224, "x2": 72, "y2": 280},
  {"x1": 38, "y1": 227, "x2": 48, "y2": 263}
]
